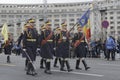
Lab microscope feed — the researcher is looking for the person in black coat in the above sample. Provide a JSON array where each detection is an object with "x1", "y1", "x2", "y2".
[
  {"x1": 40, "y1": 21, "x2": 54, "y2": 74},
  {"x1": 72, "y1": 24, "x2": 90, "y2": 70},
  {"x1": 57, "y1": 22, "x2": 73, "y2": 72},
  {"x1": 4, "y1": 33, "x2": 13, "y2": 63},
  {"x1": 23, "y1": 18, "x2": 39, "y2": 76},
  {"x1": 53, "y1": 27, "x2": 62, "y2": 68}
]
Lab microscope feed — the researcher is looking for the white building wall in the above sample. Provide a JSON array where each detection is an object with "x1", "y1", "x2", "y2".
[{"x1": 0, "y1": 0, "x2": 120, "y2": 40}]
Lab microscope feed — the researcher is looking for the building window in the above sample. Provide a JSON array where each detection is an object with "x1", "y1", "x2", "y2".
[
  {"x1": 61, "y1": 14, "x2": 67, "y2": 17},
  {"x1": 24, "y1": 15, "x2": 29, "y2": 18},
  {"x1": 1, "y1": 15, "x2": 7, "y2": 18},
  {"x1": 32, "y1": 10, "x2": 37, "y2": 13},
  {"x1": 54, "y1": 15, "x2": 59, "y2": 18},
  {"x1": 55, "y1": 19, "x2": 59, "y2": 22},
  {"x1": 69, "y1": 14, "x2": 74, "y2": 17},
  {"x1": 118, "y1": 31, "x2": 120, "y2": 34},
  {"x1": 117, "y1": 26, "x2": 120, "y2": 29},
  {"x1": 1, "y1": 10, "x2": 7, "y2": 13},
  {"x1": 16, "y1": 15, "x2": 22, "y2": 18},
  {"x1": 61, "y1": 19, "x2": 66, "y2": 22},
  {"x1": 1, "y1": 19, "x2": 7, "y2": 23},
  {"x1": 110, "y1": 17, "x2": 114, "y2": 19},
  {"x1": 54, "y1": 9, "x2": 59, "y2": 12},
  {"x1": 24, "y1": 10, "x2": 29, "y2": 13},
  {"x1": 9, "y1": 15, "x2": 14, "y2": 18},
  {"x1": 69, "y1": 23, "x2": 74, "y2": 26},
  {"x1": 9, "y1": 20, "x2": 14, "y2": 24},
  {"x1": 105, "y1": 12, "x2": 107, "y2": 15},
  {"x1": 105, "y1": 17, "x2": 107, "y2": 19},
  {"x1": 48, "y1": 15, "x2": 52, "y2": 17},
  {"x1": 117, "y1": 11, "x2": 120, "y2": 14},
  {"x1": 109, "y1": 12, "x2": 113, "y2": 14},
  {"x1": 47, "y1": 10, "x2": 52, "y2": 12},
  {"x1": 117, "y1": 21, "x2": 120, "y2": 24},
  {"x1": 54, "y1": 24, "x2": 59, "y2": 27},
  {"x1": 110, "y1": 21, "x2": 114, "y2": 24},
  {"x1": 77, "y1": 14, "x2": 82, "y2": 17},
  {"x1": 110, "y1": 26, "x2": 114, "y2": 29},
  {"x1": 61, "y1": 9, "x2": 67, "y2": 12},
  {"x1": 69, "y1": 19, "x2": 74, "y2": 22},
  {"x1": 69, "y1": 9, "x2": 74, "y2": 12},
  {"x1": 17, "y1": 10, "x2": 22, "y2": 13},
  {"x1": 77, "y1": 9, "x2": 82, "y2": 12},
  {"x1": 9, "y1": 10, "x2": 14, "y2": 13},
  {"x1": 117, "y1": 16, "x2": 120, "y2": 19}
]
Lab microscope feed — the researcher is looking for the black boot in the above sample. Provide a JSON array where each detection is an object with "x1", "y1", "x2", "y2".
[
  {"x1": 65, "y1": 60, "x2": 73, "y2": 72},
  {"x1": 7, "y1": 56, "x2": 11, "y2": 63},
  {"x1": 53, "y1": 58, "x2": 59, "y2": 68},
  {"x1": 60, "y1": 60, "x2": 66, "y2": 71},
  {"x1": 59, "y1": 58, "x2": 61, "y2": 65},
  {"x1": 75, "y1": 60, "x2": 82, "y2": 70},
  {"x1": 25, "y1": 59, "x2": 28, "y2": 71},
  {"x1": 44, "y1": 62, "x2": 52, "y2": 74},
  {"x1": 31, "y1": 63, "x2": 37, "y2": 76},
  {"x1": 26, "y1": 62, "x2": 32, "y2": 75},
  {"x1": 40, "y1": 58, "x2": 44, "y2": 69},
  {"x1": 26, "y1": 62, "x2": 37, "y2": 76},
  {"x1": 82, "y1": 60, "x2": 90, "y2": 71}
]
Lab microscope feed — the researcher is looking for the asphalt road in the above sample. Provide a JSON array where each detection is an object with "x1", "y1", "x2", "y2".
[{"x1": 0, "y1": 53, "x2": 120, "y2": 80}]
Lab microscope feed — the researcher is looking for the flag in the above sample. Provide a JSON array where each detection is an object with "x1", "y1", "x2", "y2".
[
  {"x1": 85, "y1": 19, "x2": 91, "y2": 42},
  {"x1": 78, "y1": 9, "x2": 90, "y2": 27},
  {"x1": 1, "y1": 23, "x2": 8, "y2": 43},
  {"x1": 78, "y1": 9, "x2": 91, "y2": 42}
]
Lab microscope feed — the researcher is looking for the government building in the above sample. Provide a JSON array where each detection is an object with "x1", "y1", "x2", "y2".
[{"x1": 0, "y1": 0, "x2": 120, "y2": 41}]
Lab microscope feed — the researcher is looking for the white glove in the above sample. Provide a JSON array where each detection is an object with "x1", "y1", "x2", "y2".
[
  {"x1": 53, "y1": 48, "x2": 56, "y2": 50},
  {"x1": 23, "y1": 49, "x2": 26, "y2": 51},
  {"x1": 37, "y1": 48, "x2": 40, "y2": 51}
]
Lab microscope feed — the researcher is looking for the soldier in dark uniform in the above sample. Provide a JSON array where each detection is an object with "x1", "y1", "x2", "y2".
[
  {"x1": 20, "y1": 24, "x2": 29, "y2": 71},
  {"x1": 58, "y1": 22, "x2": 73, "y2": 72},
  {"x1": 3, "y1": 33, "x2": 13, "y2": 63},
  {"x1": 40, "y1": 21, "x2": 54, "y2": 74},
  {"x1": 39, "y1": 25, "x2": 46, "y2": 69},
  {"x1": 53, "y1": 27, "x2": 62, "y2": 68},
  {"x1": 23, "y1": 18, "x2": 38, "y2": 76},
  {"x1": 72, "y1": 24, "x2": 90, "y2": 70}
]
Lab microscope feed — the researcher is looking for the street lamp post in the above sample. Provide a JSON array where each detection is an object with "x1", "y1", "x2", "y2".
[{"x1": 43, "y1": 0, "x2": 47, "y2": 22}]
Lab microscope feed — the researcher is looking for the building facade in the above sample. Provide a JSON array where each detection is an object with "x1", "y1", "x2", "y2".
[{"x1": 0, "y1": 0, "x2": 120, "y2": 41}]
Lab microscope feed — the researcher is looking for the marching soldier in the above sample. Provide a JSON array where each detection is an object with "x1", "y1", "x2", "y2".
[
  {"x1": 53, "y1": 27, "x2": 62, "y2": 68},
  {"x1": 59, "y1": 22, "x2": 73, "y2": 72},
  {"x1": 22, "y1": 18, "x2": 38, "y2": 76},
  {"x1": 39, "y1": 25, "x2": 46, "y2": 69},
  {"x1": 40, "y1": 20, "x2": 54, "y2": 74},
  {"x1": 72, "y1": 24, "x2": 90, "y2": 70},
  {"x1": 3, "y1": 33, "x2": 13, "y2": 63},
  {"x1": 22, "y1": 24, "x2": 29, "y2": 71}
]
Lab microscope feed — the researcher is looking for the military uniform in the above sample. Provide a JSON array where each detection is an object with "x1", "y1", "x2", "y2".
[
  {"x1": 58, "y1": 22, "x2": 72, "y2": 72},
  {"x1": 40, "y1": 21, "x2": 54, "y2": 74},
  {"x1": 39, "y1": 25, "x2": 46, "y2": 69},
  {"x1": 53, "y1": 27, "x2": 62, "y2": 68},
  {"x1": 72, "y1": 24, "x2": 90, "y2": 70},
  {"x1": 23, "y1": 18, "x2": 38, "y2": 75}
]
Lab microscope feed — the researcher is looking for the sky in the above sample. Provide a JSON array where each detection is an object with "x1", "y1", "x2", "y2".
[{"x1": 0, "y1": 0, "x2": 93, "y2": 4}]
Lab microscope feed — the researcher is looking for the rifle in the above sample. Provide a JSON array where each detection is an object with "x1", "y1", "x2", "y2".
[{"x1": 66, "y1": 22, "x2": 78, "y2": 38}]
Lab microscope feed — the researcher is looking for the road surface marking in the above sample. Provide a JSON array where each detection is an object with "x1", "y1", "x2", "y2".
[
  {"x1": 0, "y1": 63, "x2": 16, "y2": 67},
  {"x1": 98, "y1": 64, "x2": 120, "y2": 67},
  {"x1": 52, "y1": 70, "x2": 104, "y2": 77}
]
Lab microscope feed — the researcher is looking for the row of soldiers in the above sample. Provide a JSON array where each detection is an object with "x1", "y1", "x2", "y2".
[{"x1": 4, "y1": 18, "x2": 90, "y2": 76}]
